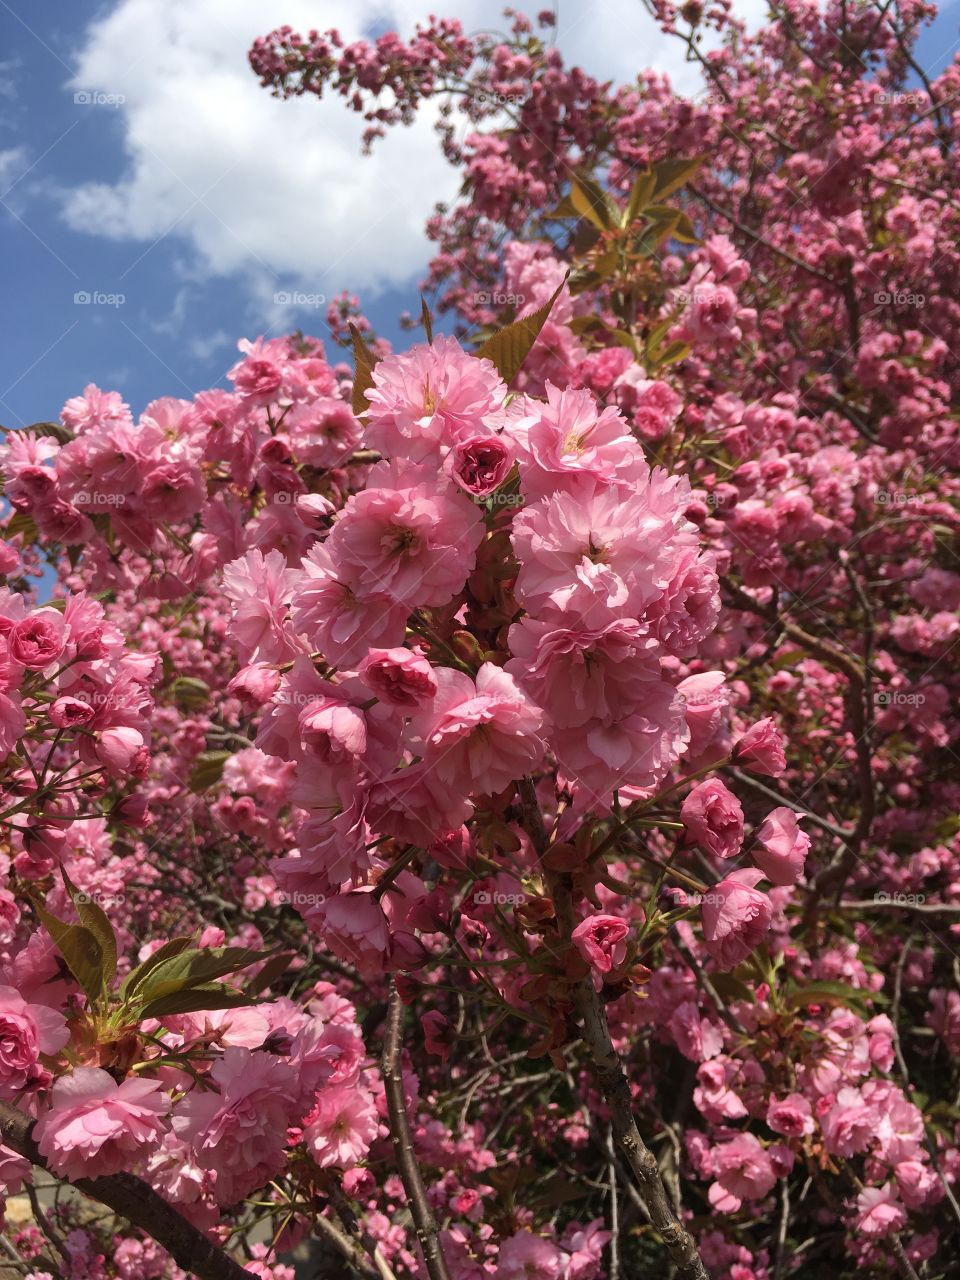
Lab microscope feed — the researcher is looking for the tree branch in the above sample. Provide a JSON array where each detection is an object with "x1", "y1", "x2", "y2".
[
  {"x1": 381, "y1": 987, "x2": 452, "y2": 1280},
  {"x1": 0, "y1": 1102, "x2": 251, "y2": 1280}
]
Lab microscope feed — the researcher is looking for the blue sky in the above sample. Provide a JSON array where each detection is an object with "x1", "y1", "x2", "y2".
[{"x1": 0, "y1": 0, "x2": 956, "y2": 433}]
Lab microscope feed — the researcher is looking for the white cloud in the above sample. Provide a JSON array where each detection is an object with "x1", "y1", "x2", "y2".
[{"x1": 60, "y1": 0, "x2": 764, "y2": 301}]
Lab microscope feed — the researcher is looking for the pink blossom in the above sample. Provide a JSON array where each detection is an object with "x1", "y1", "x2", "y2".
[
  {"x1": 732, "y1": 717, "x2": 787, "y2": 776},
  {"x1": 358, "y1": 646, "x2": 438, "y2": 708},
  {"x1": 701, "y1": 868, "x2": 773, "y2": 969},
  {"x1": 222, "y1": 549, "x2": 299, "y2": 665},
  {"x1": 753, "y1": 807, "x2": 810, "y2": 885},
  {"x1": 680, "y1": 779, "x2": 744, "y2": 859},
  {"x1": 448, "y1": 433, "x2": 513, "y2": 496},
  {"x1": 855, "y1": 1184, "x2": 907, "y2": 1238},
  {"x1": 291, "y1": 544, "x2": 409, "y2": 668},
  {"x1": 510, "y1": 384, "x2": 648, "y2": 502},
  {"x1": 766, "y1": 1093, "x2": 814, "y2": 1137},
  {"x1": 571, "y1": 914, "x2": 629, "y2": 975},
  {"x1": 0, "y1": 987, "x2": 69, "y2": 1097},
  {"x1": 325, "y1": 461, "x2": 484, "y2": 608},
  {"x1": 303, "y1": 1083, "x2": 378, "y2": 1169},
  {"x1": 708, "y1": 1133, "x2": 777, "y2": 1211},
  {"x1": 497, "y1": 1230, "x2": 565, "y2": 1280},
  {"x1": 363, "y1": 335, "x2": 505, "y2": 462},
  {"x1": 313, "y1": 890, "x2": 392, "y2": 979},
  {"x1": 35, "y1": 1068, "x2": 169, "y2": 1180},
  {"x1": 172, "y1": 1047, "x2": 298, "y2": 1204},
  {"x1": 411, "y1": 662, "x2": 544, "y2": 796},
  {"x1": 9, "y1": 610, "x2": 66, "y2": 670}
]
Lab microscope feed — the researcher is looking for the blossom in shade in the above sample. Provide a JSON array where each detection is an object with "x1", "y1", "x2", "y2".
[
  {"x1": 855, "y1": 1184, "x2": 907, "y2": 1238},
  {"x1": 752, "y1": 807, "x2": 810, "y2": 885},
  {"x1": 571, "y1": 915, "x2": 630, "y2": 976},
  {"x1": 701, "y1": 868, "x2": 772, "y2": 969},
  {"x1": 732, "y1": 717, "x2": 786, "y2": 776},
  {"x1": 680, "y1": 779, "x2": 744, "y2": 859}
]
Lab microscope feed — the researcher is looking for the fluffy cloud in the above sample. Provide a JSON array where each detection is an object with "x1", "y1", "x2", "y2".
[{"x1": 60, "y1": 0, "x2": 763, "y2": 298}]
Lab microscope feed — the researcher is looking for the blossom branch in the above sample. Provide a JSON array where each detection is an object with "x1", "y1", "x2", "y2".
[
  {"x1": 0, "y1": 1101, "x2": 251, "y2": 1280},
  {"x1": 381, "y1": 987, "x2": 452, "y2": 1280}
]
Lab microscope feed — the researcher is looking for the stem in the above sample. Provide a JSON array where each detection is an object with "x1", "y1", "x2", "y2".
[
  {"x1": 0, "y1": 1102, "x2": 251, "y2": 1280},
  {"x1": 548, "y1": 873, "x2": 710, "y2": 1280},
  {"x1": 381, "y1": 987, "x2": 452, "y2": 1280}
]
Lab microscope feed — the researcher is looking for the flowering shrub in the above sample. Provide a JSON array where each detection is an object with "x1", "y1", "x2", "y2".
[{"x1": 0, "y1": 2, "x2": 958, "y2": 1278}]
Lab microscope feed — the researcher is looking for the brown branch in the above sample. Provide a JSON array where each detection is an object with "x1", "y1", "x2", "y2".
[
  {"x1": 381, "y1": 987, "x2": 452, "y2": 1280},
  {"x1": 0, "y1": 1102, "x2": 251, "y2": 1280},
  {"x1": 548, "y1": 873, "x2": 710, "y2": 1280}
]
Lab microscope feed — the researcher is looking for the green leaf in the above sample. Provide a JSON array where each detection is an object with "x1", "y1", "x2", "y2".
[
  {"x1": 4, "y1": 421, "x2": 75, "y2": 444},
  {"x1": 246, "y1": 950, "x2": 295, "y2": 996},
  {"x1": 652, "y1": 339, "x2": 691, "y2": 368},
  {"x1": 136, "y1": 945, "x2": 268, "y2": 1004},
  {"x1": 140, "y1": 984, "x2": 262, "y2": 1020},
  {"x1": 33, "y1": 900, "x2": 104, "y2": 1002},
  {"x1": 349, "y1": 322, "x2": 379, "y2": 418},
  {"x1": 651, "y1": 155, "x2": 705, "y2": 202},
  {"x1": 709, "y1": 972, "x2": 755, "y2": 1004},
  {"x1": 544, "y1": 193, "x2": 580, "y2": 220},
  {"x1": 170, "y1": 677, "x2": 210, "y2": 710},
  {"x1": 783, "y1": 979, "x2": 887, "y2": 1011},
  {"x1": 673, "y1": 211, "x2": 699, "y2": 243},
  {"x1": 120, "y1": 936, "x2": 194, "y2": 1001},
  {"x1": 475, "y1": 278, "x2": 566, "y2": 384},
  {"x1": 62, "y1": 870, "x2": 118, "y2": 988},
  {"x1": 188, "y1": 749, "x2": 232, "y2": 793},
  {"x1": 626, "y1": 170, "x2": 657, "y2": 225},
  {"x1": 569, "y1": 173, "x2": 614, "y2": 231},
  {"x1": 420, "y1": 296, "x2": 434, "y2": 344},
  {"x1": 5, "y1": 511, "x2": 37, "y2": 544}
]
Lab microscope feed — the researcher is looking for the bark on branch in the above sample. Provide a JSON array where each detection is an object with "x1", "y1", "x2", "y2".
[
  {"x1": 546, "y1": 871, "x2": 710, "y2": 1280},
  {"x1": 0, "y1": 1101, "x2": 251, "y2": 1280},
  {"x1": 381, "y1": 986, "x2": 452, "y2": 1280}
]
